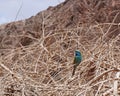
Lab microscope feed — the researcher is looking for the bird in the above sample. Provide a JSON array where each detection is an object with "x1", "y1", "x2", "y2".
[{"x1": 72, "y1": 50, "x2": 82, "y2": 76}]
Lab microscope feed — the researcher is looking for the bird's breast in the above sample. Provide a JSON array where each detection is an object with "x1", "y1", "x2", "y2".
[{"x1": 75, "y1": 56, "x2": 82, "y2": 64}]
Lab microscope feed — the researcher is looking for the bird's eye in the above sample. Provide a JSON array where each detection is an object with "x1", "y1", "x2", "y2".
[{"x1": 76, "y1": 53, "x2": 78, "y2": 56}]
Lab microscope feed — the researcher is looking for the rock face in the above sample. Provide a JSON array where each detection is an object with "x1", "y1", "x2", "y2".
[{"x1": 0, "y1": 0, "x2": 120, "y2": 49}]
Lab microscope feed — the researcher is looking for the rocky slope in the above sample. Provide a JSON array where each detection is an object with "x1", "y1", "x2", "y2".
[{"x1": 0, "y1": 0, "x2": 119, "y2": 49}]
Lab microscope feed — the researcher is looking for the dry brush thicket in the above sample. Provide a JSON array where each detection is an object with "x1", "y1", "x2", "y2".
[{"x1": 0, "y1": 21, "x2": 120, "y2": 96}]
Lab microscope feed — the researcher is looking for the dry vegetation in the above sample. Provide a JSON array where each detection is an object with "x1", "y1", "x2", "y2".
[
  {"x1": 0, "y1": 0, "x2": 120, "y2": 96},
  {"x1": 0, "y1": 21, "x2": 120, "y2": 96}
]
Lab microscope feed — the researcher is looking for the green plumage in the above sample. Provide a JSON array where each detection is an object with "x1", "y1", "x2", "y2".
[{"x1": 72, "y1": 50, "x2": 82, "y2": 76}]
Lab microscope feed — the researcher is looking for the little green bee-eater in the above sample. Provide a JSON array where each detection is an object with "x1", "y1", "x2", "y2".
[{"x1": 72, "y1": 50, "x2": 82, "y2": 76}]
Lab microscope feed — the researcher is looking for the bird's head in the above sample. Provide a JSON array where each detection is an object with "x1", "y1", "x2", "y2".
[{"x1": 75, "y1": 50, "x2": 81, "y2": 56}]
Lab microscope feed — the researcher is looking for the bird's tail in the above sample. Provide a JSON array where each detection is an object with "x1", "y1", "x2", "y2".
[{"x1": 72, "y1": 65, "x2": 77, "y2": 76}]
